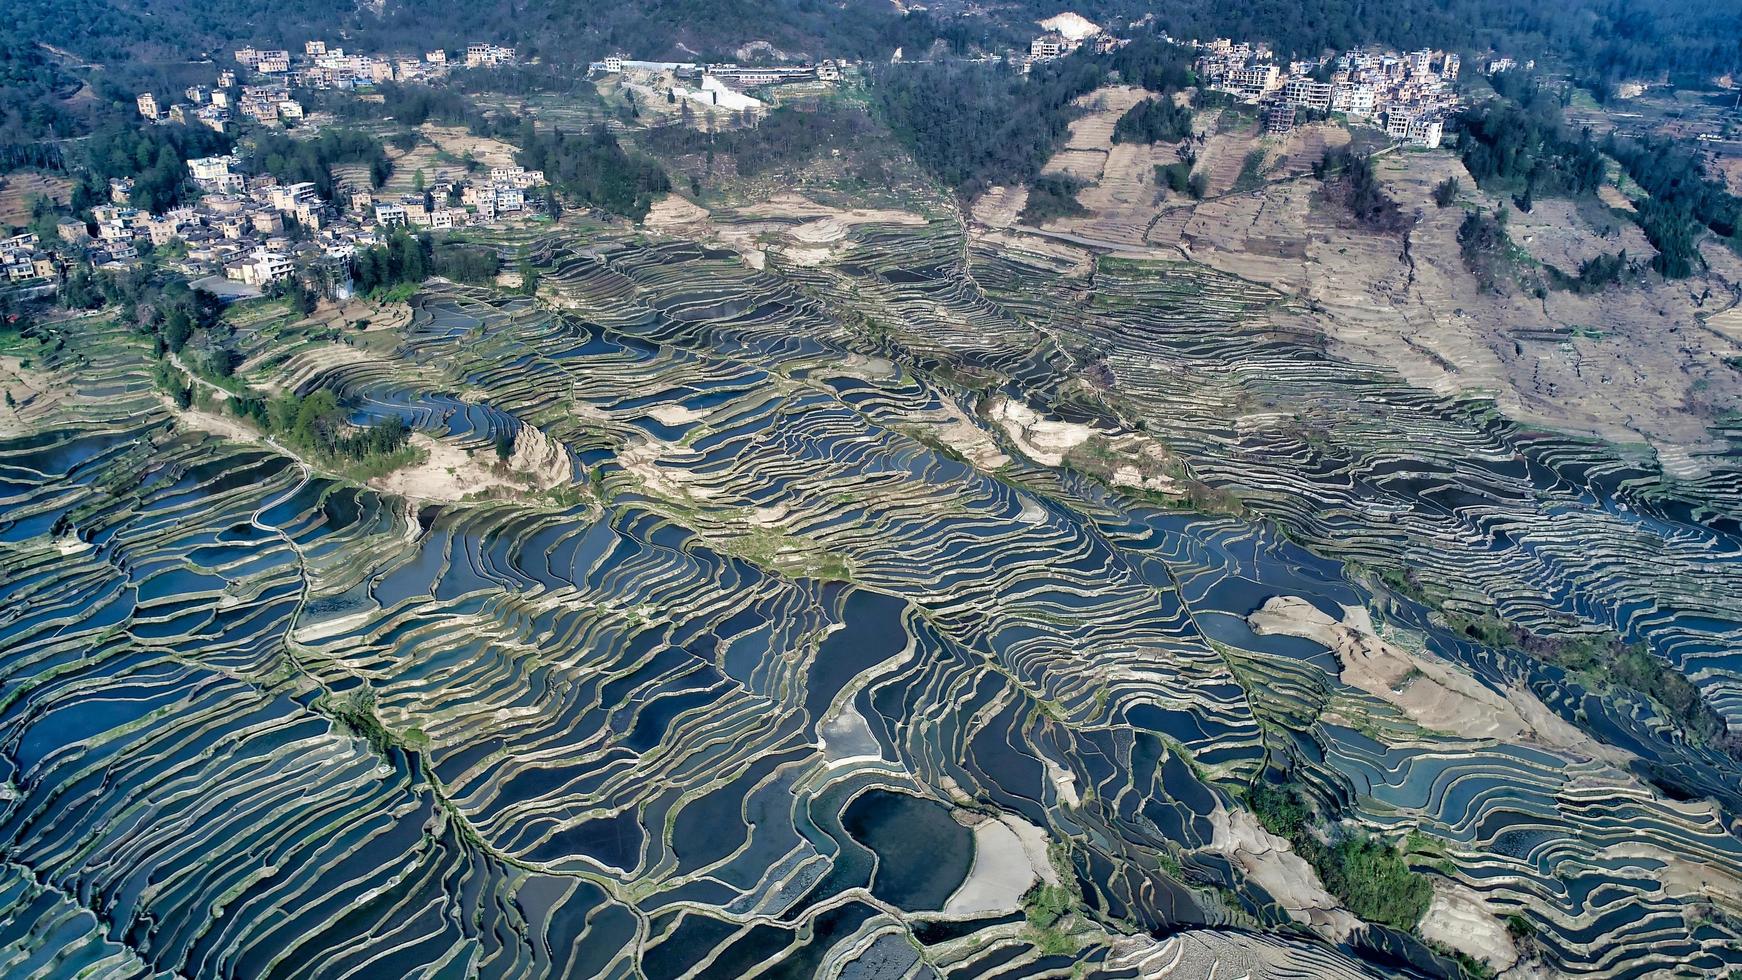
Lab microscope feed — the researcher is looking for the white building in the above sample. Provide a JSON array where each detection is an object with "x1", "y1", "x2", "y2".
[
  {"x1": 1406, "y1": 116, "x2": 1444, "y2": 149},
  {"x1": 1331, "y1": 83, "x2": 1377, "y2": 118},
  {"x1": 466, "y1": 44, "x2": 515, "y2": 68},
  {"x1": 188, "y1": 155, "x2": 237, "y2": 182},
  {"x1": 1282, "y1": 79, "x2": 1333, "y2": 111},
  {"x1": 672, "y1": 75, "x2": 763, "y2": 112},
  {"x1": 92, "y1": 206, "x2": 142, "y2": 241},
  {"x1": 1226, "y1": 65, "x2": 1280, "y2": 100},
  {"x1": 237, "y1": 247, "x2": 294, "y2": 286}
]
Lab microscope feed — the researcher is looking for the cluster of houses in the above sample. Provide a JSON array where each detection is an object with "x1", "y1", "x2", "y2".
[
  {"x1": 1026, "y1": 13, "x2": 1123, "y2": 64},
  {"x1": 135, "y1": 87, "x2": 235, "y2": 134},
  {"x1": 134, "y1": 37, "x2": 515, "y2": 136},
  {"x1": 589, "y1": 57, "x2": 846, "y2": 116},
  {"x1": 465, "y1": 44, "x2": 517, "y2": 69},
  {"x1": 237, "y1": 41, "x2": 459, "y2": 90},
  {"x1": 7, "y1": 155, "x2": 548, "y2": 298},
  {"x1": 1193, "y1": 39, "x2": 1463, "y2": 147},
  {"x1": 2, "y1": 234, "x2": 61, "y2": 290}
]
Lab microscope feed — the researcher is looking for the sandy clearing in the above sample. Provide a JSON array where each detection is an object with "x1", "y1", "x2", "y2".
[
  {"x1": 1169, "y1": 142, "x2": 1739, "y2": 466},
  {"x1": 1249, "y1": 597, "x2": 1638, "y2": 768},
  {"x1": 1418, "y1": 879, "x2": 1519, "y2": 971},
  {"x1": 55, "y1": 536, "x2": 92, "y2": 556},
  {"x1": 819, "y1": 702, "x2": 884, "y2": 764},
  {"x1": 420, "y1": 124, "x2": 521, "y2": 169},
  {"x1": 646, "y1": 403, "x2": 707, "y2": 426},
  {"x1": 0, "y1": 171, "x2": 75, "y2": 226},
  {"x1": 1250, "y1": 596, "x2": 1531, "y2": 741},
  {"x1": 0, "y1": 355, "x2": 64, "y2": 436},
  {"x1": 373, "y1": 425, "x2": 569, "y2": 503},
  {"x1": 921, "y1": 400, "x2": 1012, "y2": 472},
  {"x1": 645, "y1": 193, "x2": 713, "y2": 235},
  {"x1": 945, "y1": 813, "x2": 1058, "y2": 915},
  {"x1": 1207, "y1": 803, "x2": 1358, "y2": 941},
  {"x1": 292, "y1": 607, "x2": 380, "y2": 644},
  {"x1": 1043, "y1": 757, "x2": 1081, "y2": 807},
  {"x1": 1110, "y1": 463, "x2": 1180, "y2": 494},
  {"x1": 987, "y1": 396, "x2": 1097, "y2": 467}
]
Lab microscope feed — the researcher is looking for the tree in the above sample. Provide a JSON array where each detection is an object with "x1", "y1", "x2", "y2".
[
  {"x1": 1432, "y1": 177, "x2": 1460, "y2": 207},
  {"x1": 288, "y1": 278, "x2": 317, "y2": 316},
  {"x1": 494, "y1": 431, "x2": 513, "y2": 462},
  {"x1": 60, "y1": 269, "x2": 104, "y2": 310},
  {"x1": 413, "y1": 168, "x2": 426, "y2": 193},
  {"x1": 1113, "y1": 97, "x2": 1193, "y2": 145},
  {"x1": 516, "y1": 125, "x2": 668, "y2": 220}
]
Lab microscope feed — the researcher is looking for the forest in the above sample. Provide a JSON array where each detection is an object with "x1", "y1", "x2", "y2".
[
  {"x1": 66, "y1": 121, "x2": 235, "y2": 216},
  {"x1": 516, "y1": 127, "x2": 670, "y2": 221},
  {"x1": 1314, "y1": 147, "x2": 1408, "y2": 233},
  {"x1": 229, "y1": 389, "x2": 413, "y2": 466},
  {"x1": 871, "y1": 51, "x2": 1106, "y2": 200},
  {"x1": 245, "y1": 129, "x2": 392, "y2": 200},
  {"x1": 640, "y1": 102, "x2": 880, "y2": 181},
  {"x1": 1605, "y1": 135, "x2": 1742, "y2": 278},
  {"x1": 349, "y1": 232, "x2": 503, "y2": 300},
  {"x1": 0, "y1": 44, "x2": 81, "y2": 144},
  {"x1": 1112, "y1": 98, "x2": 1193, "y2": 145},
  {"x1": 871, "y1": 37, "x2": 1204, "y2": 199},
  {"x1": 1455, "y1": 74, "x2": 1605, "y2": 203}
]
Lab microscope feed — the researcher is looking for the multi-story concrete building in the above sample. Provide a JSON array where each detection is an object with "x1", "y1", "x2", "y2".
[
  {"x1": 1282, "y1": 79, "x2": 1333, "y2": 111},
  {"x1": 1227, "y1": 64, "x2": 1280, "y2": 99},
  {"x1": 1264, "y1": 103, "x2": 1296, "y2": 135},
  {"x1": 465, "y1": 44, "x2": 515, "y2": 68}
]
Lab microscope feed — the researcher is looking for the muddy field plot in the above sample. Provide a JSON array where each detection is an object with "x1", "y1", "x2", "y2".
[
  {"x1": 0, "y1": 172, "x2": 75, "y2": 228},
  {"x1": 1507, "y1": 198, "x2": 1655, "y2": 274},
  {"x1": 421, "y1": 124, "x2": 521, "y2": 170},
  {"x1": 1310, "y1": 151, "x2": 1735, "y2": 458}
]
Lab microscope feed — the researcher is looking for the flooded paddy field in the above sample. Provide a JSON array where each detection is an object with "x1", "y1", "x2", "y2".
[{"x1": 1, "y1": 216, "x2": 1740, "y2": 978}]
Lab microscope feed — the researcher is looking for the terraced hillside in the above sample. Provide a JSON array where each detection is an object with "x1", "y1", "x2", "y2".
[{"x1": 3, "y1": 208, "x2": 1742, "y2": 979}]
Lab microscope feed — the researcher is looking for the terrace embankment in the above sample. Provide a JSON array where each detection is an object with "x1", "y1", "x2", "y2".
[{"x1": 976, "y1": 110, "x2": 1742, "y2": 471}]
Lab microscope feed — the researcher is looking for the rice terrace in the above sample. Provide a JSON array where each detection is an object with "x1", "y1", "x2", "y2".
[{"x1": 3, "y1": 0, "x2": 1742, "y2": 978}]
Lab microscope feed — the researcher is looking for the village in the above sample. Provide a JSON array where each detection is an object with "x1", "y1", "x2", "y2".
[
  {"x1": 3, "y1": 18, "x2": 1498, "y2": 303},
  {"x1": 1, "y1": 38, "x2": 561, "y2": 302},
  {"x1": 1012, "y1": 14, "x2": 1469, "y2": 147},
  {"x1": 4, "y1": 150, "x2": 547, "y2": 299}
]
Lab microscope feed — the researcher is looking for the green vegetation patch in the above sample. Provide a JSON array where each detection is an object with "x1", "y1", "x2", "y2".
[
  {"x1": 518, "y1": 126, "x2": 669, "y2": 221},
  {"x1": 1113, "y1": 96, "x2": 1193, "y2": 145},
  {"x1": 1314, "y1": 147, "x2": 1407, "y2": 233},
  {"x1": 1232, "y1": 149, "x2": 1269, "y2": 194},
  {"x1": 1020, "y1": 174, "x2": 1090, "y2": 224},
  {"x1": 1247, "y1": 780, "x2": 1434, "y2": 932}
]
